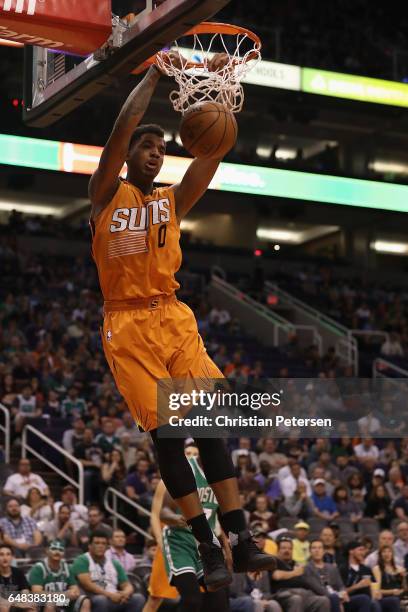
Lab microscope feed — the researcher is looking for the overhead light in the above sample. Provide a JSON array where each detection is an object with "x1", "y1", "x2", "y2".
[
  {"x1": 257, "y1": 225, "x2": 339, "y2": 244},
  {"x1": 274, "y1": 244, "x2": 281, "y2": 251},
  {"x1": 0, "y1": 197, "x2": 88, "y2": 218},
  {"x1": 175, "y1": 134, "x2": 183, "y2": 146},
  {"x1": 180, "y1": 219, "x2": 196, "y2": 231},
  {"x1": 256, "y1": 146, "x2": 272, "y2": 159},
  {"x1": 275, "y1": 148, "x2": 297, "y2": 160},
  {"x1": 257, "y1": 228, "x2": 300, "y2": 242},
  {"x1": 369, "y1": 160, "x2": 408, "y2": 174},
  {"x1": 371, "y1": 240, "x2": 408, "y2": 254},
  {"x1": 0, "y1": 200, "x2": 60, "y2": 216},
  {"x1": 164, "y1": 131, "x2": 173, "y2": 142}
]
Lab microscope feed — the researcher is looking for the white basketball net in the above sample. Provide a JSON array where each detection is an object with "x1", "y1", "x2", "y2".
[{"x1": 155, "y1": 28, "x2": 261, "y2": 115}]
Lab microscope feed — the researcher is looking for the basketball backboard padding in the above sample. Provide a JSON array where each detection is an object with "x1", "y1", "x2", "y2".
[
  {"x1": 23, "y1": 0, "x2": 232, "y2": 128},
  {"x1": 0, "y1": 0, "x2": 111, "y2": 54}
]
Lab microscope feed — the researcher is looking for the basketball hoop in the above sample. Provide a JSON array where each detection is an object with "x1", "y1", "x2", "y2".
[{"x1": 154, "y1": 22, "x2": 261, "y2": 114}]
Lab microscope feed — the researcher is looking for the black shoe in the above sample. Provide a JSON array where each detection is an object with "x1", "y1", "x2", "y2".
[
  {"x1": 198, "y1": 541, "x2": 232, "y2": 591},
  {"x1": 231, "y1": 529, "x2": 278, "y2": 573}
]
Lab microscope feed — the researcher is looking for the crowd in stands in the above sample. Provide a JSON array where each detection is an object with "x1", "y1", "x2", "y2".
[
  {"x1": 2, "y1": 227, "x2": 408, "y2": 609},
  {"x1": 2, "y1": 444, "x2": 408, "y2": 609},
  {"x1": 286, "y1": 267, "x2": 408, "y2": 338},
  {"x1": 1, "y1": 211, "x2": 90, "y2": 242},
  {"x1": 262, "y1": 265, "x2": 408, "y2": 369}
]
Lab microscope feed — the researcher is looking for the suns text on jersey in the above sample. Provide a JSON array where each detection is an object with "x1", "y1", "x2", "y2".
[{"x1": 109, "y1": 198, "x2": 170, "y2": 233}]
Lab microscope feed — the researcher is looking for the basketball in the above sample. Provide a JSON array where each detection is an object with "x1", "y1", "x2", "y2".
[{"x1": 179, "y1": 101, "x2": 238, "y2": 159}]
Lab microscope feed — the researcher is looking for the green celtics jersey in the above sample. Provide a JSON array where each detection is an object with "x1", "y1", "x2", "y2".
[
  {"x1": 28, "y1": 559, "x2": 75, "y2": 593},
  {"x1": 187, "y1": 456, "x2": 218, "y2": 531},
  {"x1": 162, "y1": 456, "x2": 219, "y2": 582}
]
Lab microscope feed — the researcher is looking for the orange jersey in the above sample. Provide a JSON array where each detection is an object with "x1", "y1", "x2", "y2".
[{"x1": 91, "y1": 180, "x2": 182, "y2": 300}]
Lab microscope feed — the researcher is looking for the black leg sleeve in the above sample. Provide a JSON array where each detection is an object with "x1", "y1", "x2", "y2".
[
  {"x1": 172, "y1": 573, "x2": 203, "y2": 612},
  {"x1": 202, "y1": 588, "x2": 230, "y2": 612},
  {"x1": 150, "y1": 430, "x2": 197, "y2": 499},
  {"x1": 194, "y1": 437, "x2": 235, "y2": 484}
]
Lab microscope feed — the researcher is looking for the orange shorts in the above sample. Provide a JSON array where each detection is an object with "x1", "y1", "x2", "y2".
[
  {"x1": 101, "y1": 296, "x2": 223, "y2": 431},
  {"x1": 148, "y1": 547, "x2": 179, "y2": 599}
]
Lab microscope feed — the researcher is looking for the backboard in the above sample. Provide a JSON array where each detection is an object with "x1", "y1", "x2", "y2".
[{"x1": 22, "y1": 0, "x2": 231, "y2": 127}]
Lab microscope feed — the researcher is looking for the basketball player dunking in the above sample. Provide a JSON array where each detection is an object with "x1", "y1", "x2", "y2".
[{"x1": 89, "y1": 55, "x2": 276, "y2": 590}]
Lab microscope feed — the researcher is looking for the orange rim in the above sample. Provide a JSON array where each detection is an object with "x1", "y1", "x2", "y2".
[
  {"x1": 184, "y1": 22, "x2": 261, "y2": 52},
  {"x1": 132, "y1": 22, "x2": 261, "y2": 73},
  {"x1": 181, "y1": 22, "x2": 261, "y2": 66}
]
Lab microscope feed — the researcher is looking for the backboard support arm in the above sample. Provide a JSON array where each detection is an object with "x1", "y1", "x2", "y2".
[{"x1": 23, "y1": 0, "x2": 231, "y2": 127}]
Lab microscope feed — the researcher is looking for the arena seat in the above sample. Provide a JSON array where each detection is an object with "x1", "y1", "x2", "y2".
[
  {"x1": 0, "y1": 464, "x2": 13, "y2": 484},
  {"x1": 65, "y1": 547, "x2": 84, "y2": 561},
  {"x1": 359, "y1": 517, "x2": 380, "y2": 537},
  {"x1": 27, "y1": 546, "x2": 47, "y2": 560},
  {"x1": 391, "y1": 518, "x2": 403, "y2": 532},
  {"x1": 341, "y1": 532, "x2": 362, "y2": 545},
  {"x1": 278, "y1": 517, "x2": 298, "y2": 530},
  {"x1": 308, "y1": 517, "x2": 328, "y2": 532},
  {"x1": 336, "y1": 517, "x2": 355, "y2": 535}
]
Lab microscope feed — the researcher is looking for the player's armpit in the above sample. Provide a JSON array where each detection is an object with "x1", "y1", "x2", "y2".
[
  {"x1": 172, "y1": 157, "x2": 222, "y2": 221},
  {"x1": 89, "y1": 167, "x2": 121, "y2": 219}
]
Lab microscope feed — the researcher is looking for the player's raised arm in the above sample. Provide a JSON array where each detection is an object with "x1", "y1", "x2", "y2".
[
  {"x1": 172, "y1": 157, "x2": 222, "y2": 221},
  {"x1": 171, "y1": 54, "x2": 233, "y2": 221},
  {"x1": 89, "y1": 65, "x2": 161, "y2": 217}
]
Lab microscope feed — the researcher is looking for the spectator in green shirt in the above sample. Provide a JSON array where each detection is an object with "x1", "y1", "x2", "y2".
[
  {"x1": 12, "y1": 384, "x2": 43, "y2": 434},
  {"x1": 61, "y1": 387, "x2": 87, "y2": 421},
  {"x1": 95, "y1": 420, "x2": 120, "y2": 457},
  {"x1": 28, "y1": 540, "x2": 90, "y2": 612},
  {"x1": 71, "y1": 530, "x2": 145, "y2": 611}
]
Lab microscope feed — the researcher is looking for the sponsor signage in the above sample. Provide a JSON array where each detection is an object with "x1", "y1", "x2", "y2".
[
  {"x1": 244, "y1": 59, "x2": 300, "y2": 90},
  {"x1": 302, "y1": 67, "x2": 408, "y2": 108},
  {"x1": 175, "y1": 47, "x2": 408, "y2": 108},
  {"x1": 0, "y1": 134, "x2": 408, "y2": 213},
  {"x1": 176, "y1": 46, "x2": 301, "y2": 90}
]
